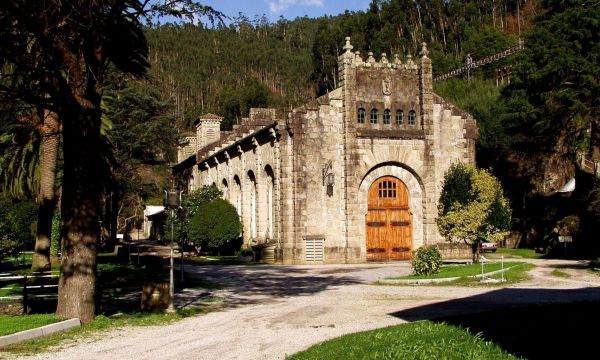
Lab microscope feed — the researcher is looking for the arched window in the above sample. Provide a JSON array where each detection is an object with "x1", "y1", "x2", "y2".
[
  {"x1": 383, "y1": 109, "x2": 391, "y2": 124},
  {"x1": 396, "y1": 110, "x2": 403, "y2": 125},
  {"x1": 370, "y1": 109, "x2": 378, "y2": 124},
  {"x1": 408, "y1": 110, "x2": 417, "y2": 126},
  {"x1": 357, "y1": 108, "x2": 365, "y2": 124}
]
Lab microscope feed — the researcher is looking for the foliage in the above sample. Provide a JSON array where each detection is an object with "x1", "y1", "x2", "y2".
[
  {"x1": 0, "y1": 197, "x2": 37, "y2": 260},
  {"x1": 495, "y1": 0, "x2": 600, "y2": 188},
  {"x1": 437, "y1": 164, "x2": 512, "y2": 246},
  {"x1": 289, "y1": 320, "x2": 521, "y2": 360},
  {"x1": 411, "y1": 246, "x2": 443, "y2": 276},
  {"x1": 187, "y1": 198, "x2": 241, "y2": 250},
  {"x1": 0, "y1": 114, "x2": 41, "y2": 198},
  {"x1": 50, "y1": 210, "x2": 61, "y2": 258},
  {"x1": 165, "y1": 185, "x2": 222, "y2": 242}
]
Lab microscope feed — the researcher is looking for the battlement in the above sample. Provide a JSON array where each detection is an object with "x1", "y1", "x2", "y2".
[{"x1": 338, "y1": 37, "x2": 429, "y2": 87}]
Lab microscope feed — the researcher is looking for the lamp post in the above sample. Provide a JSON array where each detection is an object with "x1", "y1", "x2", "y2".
[{"x1": 164, "y1": 188, "x2": 181, "y2": 313}]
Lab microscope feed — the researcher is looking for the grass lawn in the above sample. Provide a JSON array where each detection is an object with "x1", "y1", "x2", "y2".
[
  {"x1": 0, "y1": 306, "x2": 216, "y2": 354},
  {"x1": 489, "y1": 248, "x2": 544, "y2": 259},
  {"x1": 292, "y1": 300, "x2": 600, "y2": 360},
  {"x1": 382, "y1": 262, "x2": 535, "y2": 286},
  {"x1": 387, "y1": 262, "x2": 527, "y2": 279},
  {"x1": 0, "y1": 252, "x2": 224, "y2": 354},
  {"x1": 0, "y1": 314, "x2": 65, "y2": 337},
  {"x1": 288, "y1": 321, "x2": 521, "y2": 360}
]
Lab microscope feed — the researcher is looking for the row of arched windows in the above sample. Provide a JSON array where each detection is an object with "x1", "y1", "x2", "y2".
[{"x1": 358, "y1": 108, "x2": 417, "y2": 126}]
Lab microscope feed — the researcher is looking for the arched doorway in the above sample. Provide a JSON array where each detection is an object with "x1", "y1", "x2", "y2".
[{"x1": 366, "y1": 176, "x2": 412, "y2": 261}]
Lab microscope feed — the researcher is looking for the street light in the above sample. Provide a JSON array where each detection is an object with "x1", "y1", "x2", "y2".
[{"x1": 164, "y1": 188, "x2": 181, "y2": 313}]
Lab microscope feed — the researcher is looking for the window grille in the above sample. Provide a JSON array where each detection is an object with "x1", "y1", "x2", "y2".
[
  {"x1": 383, "y1": 109, "x2": 391, "y2": 124},
  {"x1": 396, "y1": 110, "x2": 403, "y2": 125},
  {"x1": 370, "y1": 109, "x2": 378, "y2": 124},
  {"x1": 408, "y1": 110, "x2": 417, "y2": 126},
  {"x1": 357, "y1": 108, "x2": 365, "y2": 124}
]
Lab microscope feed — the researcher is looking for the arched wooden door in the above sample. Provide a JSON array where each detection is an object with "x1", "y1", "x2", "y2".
[{"x1": 366, "y1": 176, "x2": 412, "y2": 261}]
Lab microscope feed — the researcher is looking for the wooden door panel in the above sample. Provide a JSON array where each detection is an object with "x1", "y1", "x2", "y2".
[{"x1": 367, "y1": 176, "x2": 412, "y2": 261}]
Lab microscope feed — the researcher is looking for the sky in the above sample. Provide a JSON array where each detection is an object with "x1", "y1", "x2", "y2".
[{"x1": 201, "y1": 0, "x2": 370, "y2": 23}]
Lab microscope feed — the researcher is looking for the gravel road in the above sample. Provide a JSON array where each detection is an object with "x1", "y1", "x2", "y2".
[{"x1": 7, "y1": 259, "x2": 600, "y2": 360}]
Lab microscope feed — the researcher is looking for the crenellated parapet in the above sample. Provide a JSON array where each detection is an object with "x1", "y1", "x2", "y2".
[{"x1": 337, "y1": 37, "x2": 425, "y2": 87}]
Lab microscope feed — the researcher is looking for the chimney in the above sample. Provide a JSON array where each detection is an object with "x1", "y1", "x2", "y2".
[{"x1": 195, "y1": 113, "x2": 223, "y2": 150}]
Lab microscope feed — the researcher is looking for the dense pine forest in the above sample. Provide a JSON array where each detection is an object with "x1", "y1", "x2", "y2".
[{"x1": 1, "y1": 0, "x2": 599, "y2": 258}]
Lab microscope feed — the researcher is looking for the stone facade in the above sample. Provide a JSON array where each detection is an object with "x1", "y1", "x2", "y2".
[{"x1": 174, "y1": 38, "x2": 477, "y2": 264}]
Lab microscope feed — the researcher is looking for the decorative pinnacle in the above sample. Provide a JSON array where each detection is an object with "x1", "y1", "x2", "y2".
[
  {"x1": 343, "y1": 37, "x2": 353, "y2": 53},
  {"x1": 421, "y1": 42, "x2": 429, "y2": 57}
]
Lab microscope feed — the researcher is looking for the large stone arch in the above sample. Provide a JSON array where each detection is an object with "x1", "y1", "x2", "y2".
[{"x1": 358, "y1": 163, "x2": 425, "y2": 257}]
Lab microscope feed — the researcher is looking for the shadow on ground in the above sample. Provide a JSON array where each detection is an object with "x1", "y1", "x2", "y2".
[
  {"x1": 186, "y1": 265, "x2": 362, "y2": 307},
  {"x1": 390, "y1": 287, "x2": 600, "y2": 359}
]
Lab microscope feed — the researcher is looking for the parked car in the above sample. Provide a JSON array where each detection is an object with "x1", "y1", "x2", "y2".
[{"x1": 479, "y1": 241, "x2": 498, "y2": 253}]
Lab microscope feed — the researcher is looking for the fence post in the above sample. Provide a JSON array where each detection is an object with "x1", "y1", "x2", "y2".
[{"x1": 22, "y1": 275, "x2": 27, "y2": 314}]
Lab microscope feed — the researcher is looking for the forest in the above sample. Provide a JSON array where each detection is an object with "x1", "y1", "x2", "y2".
[{"x1": 0, "y1": 0, "x2": 600, "y2": 320}]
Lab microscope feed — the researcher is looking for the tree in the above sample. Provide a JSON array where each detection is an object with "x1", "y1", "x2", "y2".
[
  {"x1": 497, "y1": 0, "x2": 600, "y2": 191},
  {"x1": 31, "y1": 108, "x2": 60, "y2": 272},
  {"x1": 437, "y1": 163, "x2": 511, "y2": 260},
  {"x1": 187, "y1": 198, "x2": 241, "y2": 250},
  {"x1": 0, "y1": 0, "x2": 220, "y2": 324}
]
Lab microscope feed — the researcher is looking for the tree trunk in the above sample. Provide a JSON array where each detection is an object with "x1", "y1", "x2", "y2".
[
  {"x1": 32, "y1": 108, "x2": 60, "y2": 272},
  {"x1": 56, "y1": 99, "x2": 101, "y2": 325}
]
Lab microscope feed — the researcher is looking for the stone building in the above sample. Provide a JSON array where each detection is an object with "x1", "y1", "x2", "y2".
[{"x1": 174, "y1": 38, "x2": 477, "y2": 264}]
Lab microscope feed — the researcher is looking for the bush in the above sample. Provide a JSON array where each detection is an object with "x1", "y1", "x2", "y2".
[
  {"x1": 0, "y1": 197, "x2": 37, "y2": 260},
  {"x1": 187, "y1": 198, "x2": 241, "y2": 250},
  {"x1": 411, "y1": 246, "x2": 443, "y2": 276}
]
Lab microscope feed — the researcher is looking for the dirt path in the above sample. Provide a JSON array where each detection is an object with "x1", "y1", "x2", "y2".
[{"x1": 8, "y1": 259, "x2": 600, "y2": 360}]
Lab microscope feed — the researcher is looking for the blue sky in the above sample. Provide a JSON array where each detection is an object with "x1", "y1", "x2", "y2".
[{"x1": 202, "y1": 0, "x2": 370, "y2": 22}]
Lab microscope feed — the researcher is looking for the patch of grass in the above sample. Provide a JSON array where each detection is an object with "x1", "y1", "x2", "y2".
[
  {"x1": 442, "y1": 263, "x2": 535, "y2": 286},
  {"x1": 387, "y1": 262, "x2": 524, "y2": 280},
  {"x1": 288, "y1": 320, "x2": 521, "y2": 359},
  {"x1": 0, "y1": 305, "x2": 216, "y2": 354},
  {"x1": 490, "y1": 248, "x2": 544, "y2": 259},
  {"x1": 550, "y1": 269, "x2": 571, "y2": 278},
  {"x1": 0, "y1": 314, "x2": 65, "y2": 336},
  {"x1": 382, "y1": 262, "x2": 535, "y2": 286}
]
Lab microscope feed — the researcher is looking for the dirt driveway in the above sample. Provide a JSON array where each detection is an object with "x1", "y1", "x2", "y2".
[{"x1": 11, "y1": 259, "x2": 600, "y2": 360}]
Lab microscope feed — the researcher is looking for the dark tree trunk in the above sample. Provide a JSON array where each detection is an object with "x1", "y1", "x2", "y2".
[
  {"x1": 56, "y1": 98, "x2": 102, "y2": 324},
  {"x1": 32, "y1": 108, "x2": 60, "y2": 272}
]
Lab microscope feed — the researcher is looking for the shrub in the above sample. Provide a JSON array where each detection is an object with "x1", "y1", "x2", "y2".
[
  {"x1": 187, "y1": 198, "x2": 241, "y2": 250},
  {"x1": 0, "y1": 198, "x2": 37, "y2": 260},
  {"x1": 411, "y1": 246, "x2": 443, "y2": 276}
]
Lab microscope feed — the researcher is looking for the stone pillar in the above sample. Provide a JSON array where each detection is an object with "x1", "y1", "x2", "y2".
[
  {"x1": 339, "y1": 37, "x2": 362, "y2": 263},
  {"x1": 419, "y1": 43, "x2": 440, "y2": 245}
]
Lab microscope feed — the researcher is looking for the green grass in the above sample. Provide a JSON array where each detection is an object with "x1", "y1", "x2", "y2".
[
  {"x1": 387, "y1": 262, "x2": 524, "y2": 280},
  {"x1": 0, "y1": 314, "x2": 65, "y2": 336},
  {"x1": 550, "y1": 269, "x2": 571, "y2": 278},
  {"x1": 288, "y1": 320, "x2": 521, "y2": 360},
  {"x1": 383, "y1": 262, "x2": 535, "y2": 286},
  {"x1": 0, "y1": 304, "x2": 219, "y2": 354},
  {"x1": 489, "y1": 248, "x2": 544, "y2": 259}
]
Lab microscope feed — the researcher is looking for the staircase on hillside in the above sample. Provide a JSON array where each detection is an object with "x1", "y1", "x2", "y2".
[{"x1": 434, "y1": 39, "x2": 525, "y2": 82}]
